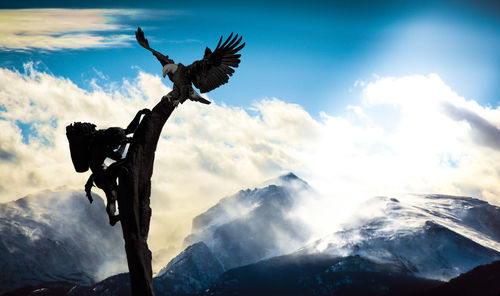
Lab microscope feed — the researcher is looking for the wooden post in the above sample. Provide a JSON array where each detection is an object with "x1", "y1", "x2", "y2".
[{"x1": 117, "y1": 94, "x2": 177, "y2": 296}]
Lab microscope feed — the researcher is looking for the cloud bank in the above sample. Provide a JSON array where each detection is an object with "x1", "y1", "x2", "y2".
[
  {"x1": 0, "y1": 9, "x2": 140, "y2": 50},
  {"x1": 1, "y1": 64, "x2": 499, "y2": 269}
]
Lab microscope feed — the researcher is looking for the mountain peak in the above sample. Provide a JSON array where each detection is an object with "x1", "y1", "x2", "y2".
[
  {"x1": 280, "y1": 172, "x2": 299, "y2": 181},
  {"x1": 262, "y1": 172, "x2": 310, "y2": 189}
]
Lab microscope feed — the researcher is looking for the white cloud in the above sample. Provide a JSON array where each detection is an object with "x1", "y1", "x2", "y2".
[
  {"x1": 306, "y1": 74, "x2": 500, "y2": 208},
  {"x1": 0, "y1": 9, "x2": 141, "y2": 50},
  {"x1": 1, "y1": 65, "x2": 499, "y2": 270},
  {"x1": 0, "y1": 63, "x2": 321, "y2": 269}
]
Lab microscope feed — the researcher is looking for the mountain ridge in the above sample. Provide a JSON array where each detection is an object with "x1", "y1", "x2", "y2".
[
  {"x1": 301, "y1": 194, "x2": 500, "y2": 280},
  {"x1": 2, "y1": 174, "x2": 500, "y2": 295},
  {"x1": 184, "y1": 172, "x2": 317, "y2": 271},
  {"x1": 0, "y1": 189, "x2": 127, "y2": 294}
]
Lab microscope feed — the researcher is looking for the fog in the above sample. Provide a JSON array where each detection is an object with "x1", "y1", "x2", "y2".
[{"x1": 1, "y1": 65, "x2": 500, "y2": 271}]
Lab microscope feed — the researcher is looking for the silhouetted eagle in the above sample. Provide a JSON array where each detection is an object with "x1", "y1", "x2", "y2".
[{"x1": 135, "y1": 27, "x2": 245, "y2": 105}]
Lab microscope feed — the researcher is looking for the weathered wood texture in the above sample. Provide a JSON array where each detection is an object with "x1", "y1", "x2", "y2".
[{"x1": 117, "y1": 94, "x2": 176, "y2": 296}]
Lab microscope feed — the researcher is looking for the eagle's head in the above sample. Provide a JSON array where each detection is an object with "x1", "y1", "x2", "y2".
[{"x1": 162, "y1": 63, "x2": 178, "y2": 77}]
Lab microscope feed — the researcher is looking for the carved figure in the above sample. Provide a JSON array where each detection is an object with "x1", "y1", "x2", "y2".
[
  {"x1": 66, "y1": 28, "x2": 245, "y2": 296},
  {"x1": 66, "y1": 109, "x2": 150, "y2": 225},
  {"x1": 135, "y1": 27, "x2": 245, "y2": 105}
]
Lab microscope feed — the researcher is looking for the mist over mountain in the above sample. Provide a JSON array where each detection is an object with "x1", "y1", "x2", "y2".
[
  {"x1": 5, "y1": 242, "x2": 224, "y2": 296},
  {"x1": 184, "y1": 172, "x2": 317, "y2": 271},
  {"x1": 0, "y1": 189, "x2": 126, "y2": 294},
  {"x1": 162, "y1": 174, "x2": 500, "y2": 294},
  {"x1": 302, "y1": 194, "x2": 500, "y2": 281},
  {"x1": 2, "y1": 174, "x2": 500, "y2": 295}
]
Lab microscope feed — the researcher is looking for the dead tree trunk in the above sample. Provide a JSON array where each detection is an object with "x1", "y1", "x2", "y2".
[{"x1": 117, "y1": 94, "x2": 177, "y2": 296}]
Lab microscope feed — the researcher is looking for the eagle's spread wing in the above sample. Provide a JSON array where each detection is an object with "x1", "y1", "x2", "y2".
[
  {"x1": 188, "y1": 33, "x2": 245, "y2": 93},
  {"x1": 135, "y1": 27, "x2": 174, "y2": 66}
]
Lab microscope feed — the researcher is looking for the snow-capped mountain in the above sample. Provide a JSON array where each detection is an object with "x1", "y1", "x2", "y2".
[
  {"x1": 177, "y1": 174, "x2": 500, "y2": 293},
  {"x1": 184, "y1": 172, "x2": 318, "y2": 270},
  {"x1": 301, "y1": 194, "x2": 500, "y2": 280},
  {"x1": 0, "y1": 189, "x2": 127, "y2": 294},
  {"x1": 4, "y1": 174, "x2": 500, "y2": 295},
  {"x1": 195, "y1": 191, "x2": 500, "y2": 295},
  {"x1": 13, "y1": 242, "x2": 224, "y2": 296}
]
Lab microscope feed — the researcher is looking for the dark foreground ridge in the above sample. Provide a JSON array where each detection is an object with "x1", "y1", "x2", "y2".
[
  {"x1": 2, "y1": 255, "x2": 443, "y2": 296},
  {"x1": 199, "y1": 254, "x2": 443, "y2": 296},
  {"x1": 5, "y1": 260, "x2": 500, "y2": 296},
  {"x1": 415, "y1": 260, "x2": 500, "y2": 296}
]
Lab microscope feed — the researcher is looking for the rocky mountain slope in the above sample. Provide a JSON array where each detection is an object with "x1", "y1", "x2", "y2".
[
  {"x1": 184, "y1": 172, "x2": 317, "y2": 271},
  {"x1": 301, "y1": 194, "x2": 500, "y2": 280},
  {"x1": 3, "y1": 174, "x2": 500, "y2": 296},
  {"x1": 0, "y1": 189, "x2": 126, "y2": 294},
  {"x1": 201, "y1": 254, "x2": 443, "y2": 296}
]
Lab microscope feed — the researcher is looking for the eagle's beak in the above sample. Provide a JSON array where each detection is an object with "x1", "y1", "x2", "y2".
[{"x1": 162, "y1": 67, "x2": 168, "y2": 78}]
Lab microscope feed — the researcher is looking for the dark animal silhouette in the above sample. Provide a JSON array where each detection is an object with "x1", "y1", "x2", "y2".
[
  {"x1": 66, "y1": 108, "x2": 150, "y2": 225},
  {"x1": 135, "y1": 27, "x2": 245, "y2": 105}
]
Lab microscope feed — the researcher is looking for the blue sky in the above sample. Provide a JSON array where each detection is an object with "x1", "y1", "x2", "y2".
[{"x1": 1, "y1": 1, "x2": 499, "y2": 116}]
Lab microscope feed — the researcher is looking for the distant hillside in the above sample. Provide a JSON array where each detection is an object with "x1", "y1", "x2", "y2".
[
  {"x1": 416, "y1": 260, "x2": 500, "y2": 296},
  {"x1": 3, "y1": 174, "x2": 500, "y2": 296},
  {"x1": 0, "y1": 189, "x2": 126, "y2": 294}
]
